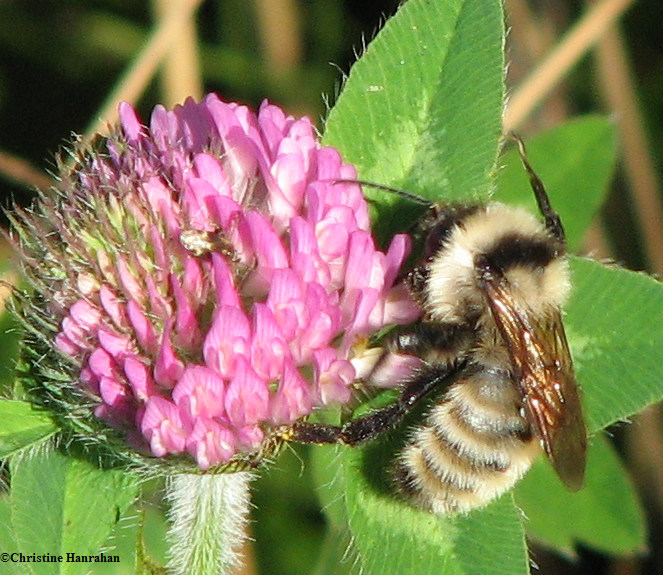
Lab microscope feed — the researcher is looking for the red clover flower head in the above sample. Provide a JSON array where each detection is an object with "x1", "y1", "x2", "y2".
[{"x1": 12, "y1": 95, "x2": 419, "y2": 472}]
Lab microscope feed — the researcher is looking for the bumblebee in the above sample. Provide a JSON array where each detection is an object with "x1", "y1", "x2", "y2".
[{"x1": 288, "y1": 137, "x2": 587, "y2": 514}]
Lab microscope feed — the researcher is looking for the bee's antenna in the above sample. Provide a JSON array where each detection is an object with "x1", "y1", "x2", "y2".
[
  {"x1": 331, "y1": 179, "x2": 433, "y2": 207},
  {"x1": 511, "y1": 134, "x2": 566, "y2": 243}
]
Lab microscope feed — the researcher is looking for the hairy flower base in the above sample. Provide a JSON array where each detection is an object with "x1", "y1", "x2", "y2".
[{"x1": 11, "y1": 94, "x2": 418, "y2": 472}]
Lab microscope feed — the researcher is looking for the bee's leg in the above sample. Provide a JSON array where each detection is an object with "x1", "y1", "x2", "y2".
[
  {"x1": 287, "y1": 361, "x2": 463, "y2": 447},
  {"x1": 387, "y1": 322, "x2": 475, "y2": 357},
  {"x1": 285, "y1": 408, "x2": 402, "y2": 446},
  {"x1": 285, "y1": 420, "x2": 343, "y2": 444},
  {"x1": 339, "y1": 361, "x2": 462, "y2": 445}
]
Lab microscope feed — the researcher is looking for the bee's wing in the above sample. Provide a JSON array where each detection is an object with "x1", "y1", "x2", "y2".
[{"x1": 481, "y1": 274, "x2": 587, "y2": 491}]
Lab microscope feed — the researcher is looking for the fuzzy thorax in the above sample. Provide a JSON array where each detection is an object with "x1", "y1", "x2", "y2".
[{"x1": 424, "y1": 203, "x2": 570, "y2": 325}]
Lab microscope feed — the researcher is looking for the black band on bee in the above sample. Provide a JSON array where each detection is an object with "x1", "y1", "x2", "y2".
[
  {"x1": 478, "y1": 233, "x2": 562, "y2": 272},
  {"x1": 427, "y1": 424, "x2": 511, "y2": 473},
  {"x1": 445, "y1": 402, "x2": 533, "y2": 443}
]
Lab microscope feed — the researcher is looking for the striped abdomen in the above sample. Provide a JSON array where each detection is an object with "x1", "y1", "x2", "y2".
[{"x1": 394, "y1": 368, "x2": 541, "y2": 515}]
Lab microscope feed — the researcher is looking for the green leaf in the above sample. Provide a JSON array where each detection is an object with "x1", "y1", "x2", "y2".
[
  {"x1": 311, "y1": 528, "x2": 356, "y2": 575},
  {"x1": 496, "y1": 116, "x2": 617, "y2": 251},
  {"x1": 454, "y1": 496, "x2": 529, "y2": 575},
  {"x1": 9, "y1": 449, "x2": 140, "y2": 574},
  {"x1": 309, "y1": 444, "x2": 349, "y2": 529},
  {"x1": 86, "y1": 482, "x2": 170, "y2": 575},
  {"x1": 0, "y1": 496, "x2": 23, "y2": 575},
  {"x1": 322, "y1": 0, "x2": 505, "y2": 242},
  {"x1": 0, "y1": 400, "x2": 57, "y2": 458},
  {"x1": 515, "y1": 434, "x2": 645, "y2": 556},
  {"x1": 567, "y1": 258, "x2": 663, "y2": 432}
]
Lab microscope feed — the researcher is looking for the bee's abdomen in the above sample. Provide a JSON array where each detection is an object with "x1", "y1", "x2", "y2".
[{"x1": 393, "y1": 372, "x2": 540, "y2": 514}]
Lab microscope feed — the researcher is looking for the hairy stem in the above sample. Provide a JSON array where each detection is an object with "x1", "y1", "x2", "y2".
[{"x1": 166, "y1": 472, "x2": 253, "y2": 575}]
